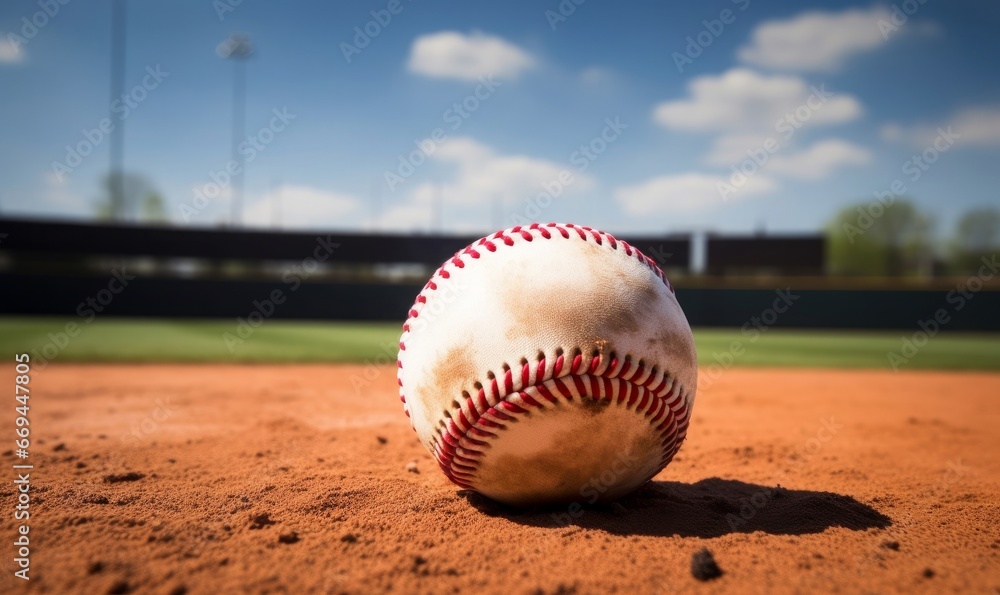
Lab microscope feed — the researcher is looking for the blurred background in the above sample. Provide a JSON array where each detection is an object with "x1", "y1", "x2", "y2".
[{"x1": 0, "y1": 0, "x2": 997, "y2": 367}]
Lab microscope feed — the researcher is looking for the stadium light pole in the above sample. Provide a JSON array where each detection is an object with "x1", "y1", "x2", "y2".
[
  {"x1": 109, "y1": 0, "x2": 126, "y2": 221},
  {"x1": 370, "y1": 175, "x2": 382, "y2": 232},
  {"x1": 216, "y1": 33, "x2": 253, "y2": 227}
]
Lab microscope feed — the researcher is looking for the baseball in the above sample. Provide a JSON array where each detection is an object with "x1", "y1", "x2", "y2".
[{"x1": 397, "y1": 223, "x2": 698, "y2": 505}]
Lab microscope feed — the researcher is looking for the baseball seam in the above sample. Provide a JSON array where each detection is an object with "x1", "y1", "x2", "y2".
[
  {"x1": 433, "y1": 354, "x2": 691, "y2": 490},
  {"x1": 397, "y1": 222, "x2": 688, "y2": 492}
]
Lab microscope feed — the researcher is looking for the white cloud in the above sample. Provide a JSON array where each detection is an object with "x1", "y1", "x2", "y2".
[
  {"x1": 0, "y1": 38, "x2": 24, "y2": 64},
  {"x1": 408, "y1": 31, "x2": 535, "y2": 81},
  {"x1": 615, "y1": 172, "x2": 776, "y2": 214},
  {"x1": 373, "y1": 137, "x2": 593, "y2": 231},
  {"x1": 653, "y1": 68, "x2": 864, "y2": 164},
  {"x1": 951, "y1": 107, "x2": 1000, "y2": 146},
  {"x1": 654, "y1": 68, "x2": 862, "y2": 134},
  {"x1": 372, "y1": 202, "x2": 435, "y2": 232},
  {"x1": 243, "y1": 185, "x2": 359, "y2": 229},
  {"x1": 884, "y1": 106, "x2": 1000, "y2": 148},
  {"x1": 879, "y1": 122, "x2": 904, "y2": 143},
  {"x1": 766, "y1": 139, "x2": 872, "y2": 179},
  {"x1": 738, "y1": 7, "x2": 894, "y2": 72},
  {"x1": 420, "y1": 136, "x2": 594, "y2": 208}
]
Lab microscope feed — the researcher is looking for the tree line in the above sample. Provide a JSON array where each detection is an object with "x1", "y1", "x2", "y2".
[{"x1": 826, "y1": 199, "x2": 999, "y2": 276}]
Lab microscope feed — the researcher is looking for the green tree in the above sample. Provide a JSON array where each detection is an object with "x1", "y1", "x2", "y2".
[
  {"x1": 95, "y1": 172, "x2": 163, "y2": 222},
  {"x1": 949, "y1": 207, "x2": 1000, "y2": 272},
  {"x1": 140, "y1": 192, "x2": 167, "y2": 223},
  {"x1": 826, "y1": 198, "x2": 932, "y2": 276}
]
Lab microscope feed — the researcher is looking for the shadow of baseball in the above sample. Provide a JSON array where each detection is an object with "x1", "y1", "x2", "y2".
[{"x1": 458, "y1": 478, "x2": 891, "y2": 537}]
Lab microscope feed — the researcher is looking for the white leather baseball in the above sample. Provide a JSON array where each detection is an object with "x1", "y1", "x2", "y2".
[{"x1": 397, "y1": 223, "x2": 698, "y2": 506}]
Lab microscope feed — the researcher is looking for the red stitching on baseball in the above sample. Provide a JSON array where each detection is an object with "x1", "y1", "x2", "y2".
[{"x1": 426, "y1": 359, "x2": 690, "y2": 490}]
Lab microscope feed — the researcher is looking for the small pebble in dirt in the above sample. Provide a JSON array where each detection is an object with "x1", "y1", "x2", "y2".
[
  {"x1": 377, "y1": 436, "x2": 388, "y2": 444},
  {"x1": 88, "y1": 561, "x2": 106, "y2": 574},
  {"x1": 278, "y1": 531, "x2": 299, "y2": 544},
  {"x1": 103, "y1": 472, "x2": 145, "y2": 483},
  {"x1": 405, "y1": 461, "x2": 420, "y2": 473},
  {"x1": 881, "y1": 541, "x2": 900, "y2": 551},
  {"x1": 76, "y1": 462, "x2": 87, "y2": 469},
  {"x1": 923, "y1": 568, "x2": 935, "y2": 578},
  {"x1": 691, "y1": 548, "x2": 723, "y2": 581},
  {"x1": 53, "y1": 443, "x2": 67, "y2": 452},
  {"x1": 341, "y1": 533, "x2": 358, "y2": 543},
  {"x1": 249, "y1": 513, "x2": 276, "y2": 529},
  {"x1": 107, "y1": 580, "x2": 131, "y2": 594},
  {"x1": 168, "y1": 587, "x2": 188, "y2": 595}
]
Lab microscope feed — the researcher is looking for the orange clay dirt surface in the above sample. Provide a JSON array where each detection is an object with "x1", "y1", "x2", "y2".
[{"x1": 0, "y1": 364, "x2": 998, "y2": 594}]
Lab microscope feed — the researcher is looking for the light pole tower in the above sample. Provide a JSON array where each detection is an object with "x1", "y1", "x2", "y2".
[
  {"x1": 216, "y1": 33, "x2": 253, "y2": 227},
  {"x1": 109, "y1": 0, "x2": 126, "y2": 221}
]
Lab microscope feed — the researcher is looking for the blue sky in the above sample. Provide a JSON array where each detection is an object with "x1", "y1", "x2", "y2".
[{"x1": 0, "y1": 0, "x2": 998, "y2": 236}]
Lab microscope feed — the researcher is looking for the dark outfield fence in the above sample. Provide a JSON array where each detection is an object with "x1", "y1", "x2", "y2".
[
  {"x1": 2, "y1": 275, "x2": 998, "y2": 331},
  {"x1": 0, "y1": 219, "x2": 690, "y2": 266},
  {"x1": 1, "y1": 219, "x2": 998, "y2": 330},
  {"x1": 706, "y1": 235, "x2": 825, "y2": 275}
]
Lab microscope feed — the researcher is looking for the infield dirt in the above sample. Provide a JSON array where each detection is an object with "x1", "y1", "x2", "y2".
[{"x1": 0, "y1": 364, "x2": 997, "y2": 594}]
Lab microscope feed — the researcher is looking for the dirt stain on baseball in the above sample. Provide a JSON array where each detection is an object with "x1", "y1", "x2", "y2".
[
  {"x1": 482, "y1": 416, "x2": 613, "y2": 504},
  {"x1": 501, "y1": 242, "x2": 643, "y2": 347},
  {"x1": 420, "y1": 344, "x2": 478, "y2": 434},
  {"x1": 579, "y1": 394, "x2": 611, "y2": 415}
]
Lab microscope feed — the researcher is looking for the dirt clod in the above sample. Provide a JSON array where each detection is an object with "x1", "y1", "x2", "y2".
[
  {"x1": 691, "y1": 548, "x2": 723, "y2": 581},
  {"x1": 103, "y1": 472, "x2": 145, "y2": 483}
]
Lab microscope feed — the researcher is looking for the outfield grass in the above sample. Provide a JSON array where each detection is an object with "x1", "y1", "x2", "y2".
[{"x1": 0, "y1": 317, "x2": 998, "y2": 371}]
